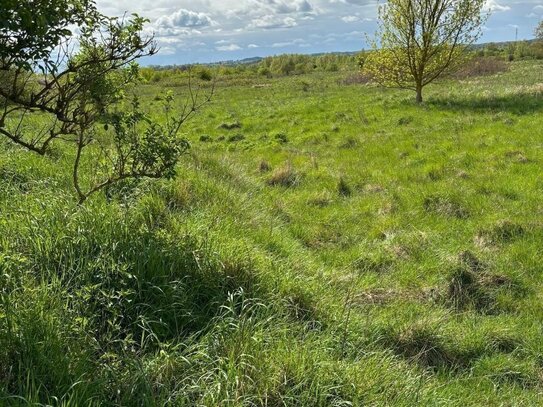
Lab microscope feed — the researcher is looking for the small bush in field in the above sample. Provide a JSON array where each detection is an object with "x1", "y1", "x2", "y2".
[
  {"x1": 453, "y1": 57, "x2": 509, "y2": 79},
  {"x1": 198, "y1": 68, "x2": 213, "y2": 81}
]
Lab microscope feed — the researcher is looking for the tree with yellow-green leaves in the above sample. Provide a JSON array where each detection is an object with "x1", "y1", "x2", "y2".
[{"x1": 362, "y1": 0, "x2": 488, "y2": 103}]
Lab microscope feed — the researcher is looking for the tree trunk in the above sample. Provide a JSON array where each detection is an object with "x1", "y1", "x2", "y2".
[{"x1": 415, "y1": 85, "x2": 423, "y2": 104}]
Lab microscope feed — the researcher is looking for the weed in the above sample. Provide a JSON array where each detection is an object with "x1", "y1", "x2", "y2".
[
  {"x1": 339, "y1": 136, "x2": 360, "y2": 149},
  {"x1": 354, "y1": 252, "x2": 395, "y2": 274},
  {"x1": 446, "y1": 251, "x2": 521, "y2": 314},
  {"x1": 307, "y1": 191, "x2": 333, "y2": 207},
  {"x1": 398, "y1": 116, "x2": 413, "y2": 125},
  {"x1": 384, "y1": 323, "x2": 465, "y2": 370}
]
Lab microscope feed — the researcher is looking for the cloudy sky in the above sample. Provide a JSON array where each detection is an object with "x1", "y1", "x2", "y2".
[{"x1": 95, "y1": 0, "x2": 543, "y2": 65}]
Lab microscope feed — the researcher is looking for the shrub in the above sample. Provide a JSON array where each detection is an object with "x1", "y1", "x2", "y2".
[
  {"x1": 198, "y1": 68, "x2": 213, "y2": 81},
  {"x1": 453, "y1": 57, "x2": 509, "y2": 79},
  {"x1": 258, "y1": 66, "x2": 271, "y2": 77}
]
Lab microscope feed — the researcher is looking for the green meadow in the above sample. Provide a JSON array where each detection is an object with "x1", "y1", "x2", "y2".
[{"x1": 1, "y1": 59, "x2": 543, "y2": 405}]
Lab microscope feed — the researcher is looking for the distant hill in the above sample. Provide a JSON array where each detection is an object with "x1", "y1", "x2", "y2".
[
  {"x1": 203, "y1": 51, "x2": 361, "y2": 67},
  {"x1": 150, "y1": 39, "x2": 538, "y2": 69}
]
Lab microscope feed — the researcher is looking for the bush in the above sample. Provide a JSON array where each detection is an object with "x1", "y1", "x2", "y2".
[
  {"x1": 198, "y1": 68, "x2": 213, "y2": 81},
  {"x1": 258, "y1": 66, "x2": 271, "y2": 77},
  {"x1": 453, "y1": 57, "x2": 509, "y2": 79}
]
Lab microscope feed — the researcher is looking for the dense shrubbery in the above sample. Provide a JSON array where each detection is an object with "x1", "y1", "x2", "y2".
[
  {"x1": 141, "y1": 53, "x2": 360, "y2": 82},
  {"x1": 452, "y1": 56, "x2": 509, "y2": 79},
  {"x1": 477, "y1": 40, "x2": 543, "y2": 61}
]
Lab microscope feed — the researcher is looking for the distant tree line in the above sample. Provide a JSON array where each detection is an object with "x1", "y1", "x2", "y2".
[
  {"x1": 478, "y1": 40, "x2": 543, "y2": 61},
  {"x1": 139, "y1": 53, "x2": 360, "y2": 83},
  {"x1": 141, "y1": 37, "x2": 543, "y2": 87}
]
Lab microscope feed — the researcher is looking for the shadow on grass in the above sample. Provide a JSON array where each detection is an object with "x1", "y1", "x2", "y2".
[
  {"x1": 429, "y1": 91, "x2": 543, "y2": 115},
  {"x1": 0, "y1": 197, "x2": 263, "y2": 401}
]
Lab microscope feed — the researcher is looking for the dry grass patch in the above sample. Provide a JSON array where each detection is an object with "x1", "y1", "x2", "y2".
[
  {"x1": 423, "y1": 195, "x2": 470, "y2": 219},
  {"x1": 267, "y1": 163, "x2": 301, "y2": 188}
]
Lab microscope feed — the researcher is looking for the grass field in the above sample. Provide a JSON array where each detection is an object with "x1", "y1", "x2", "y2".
[{"x1": 1, "y1": 60, "x2": 543, "y2": 405}]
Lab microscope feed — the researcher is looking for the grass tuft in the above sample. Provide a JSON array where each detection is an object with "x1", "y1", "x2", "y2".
[
  {"x1": 475, "y1": 220, "x2": 526, "y2": 246},
  {"x1": 267, "y1": 163, "x2": 301, "y2": 187},
  {"x1": 423, "y1": 195, "x2": 470, "y2": 219},
  {"x1": 337, "y1": 177, "x2": 352, "y2": 197},
  {"x1": 218, "y1": 121, "x2": 241, "y2": 130}
]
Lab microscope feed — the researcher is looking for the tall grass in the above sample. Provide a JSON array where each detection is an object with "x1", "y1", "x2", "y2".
[{"x1": 1, "y1": 60, "x2": 543, "y2": 405}]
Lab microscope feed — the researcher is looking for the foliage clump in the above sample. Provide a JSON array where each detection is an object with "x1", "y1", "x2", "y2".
[{"x1": 0, "y1": 0, "x2": 211, "y2": 203}]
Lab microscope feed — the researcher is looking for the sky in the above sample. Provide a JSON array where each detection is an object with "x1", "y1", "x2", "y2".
[{"x1": 95, "y1": 0, "x2": 543, "y2": 65}]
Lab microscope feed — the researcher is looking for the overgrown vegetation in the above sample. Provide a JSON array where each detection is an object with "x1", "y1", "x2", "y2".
[
  {"x1": 1, "y1": 6, "x2": 543, "y2": 403},
  {"x1": 0, "y1": 0, "x2": 212, "y2": 204}
]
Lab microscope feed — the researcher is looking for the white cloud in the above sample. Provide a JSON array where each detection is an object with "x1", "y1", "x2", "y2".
[
  {"x1": 485, "y1": 0, "x2": 511, "y2": 12},
  {"x1": 216, "y1": 44, "x2": 242, "y2": 51},
  {"x1": 93, "y1": 0, "x2": 533, "y2": 63},
  {"x1": 156, "y1": 9, "x2": 216, "y2": 28},
  {"x1": 271, "y1": 38, "x2": 307, "y2": 47},
  {"x1": 158, "y1": 46, "x2": 176, "y2": 55},
  {"x1": 251, "y1": 0, "x2": 315, "y2": 14},
  {"x1": 342, "y1": 16, "x2": 360, "y2": 23},
  {"x1": 249, "y1": 15, "x2": 298, "y2": 29}
]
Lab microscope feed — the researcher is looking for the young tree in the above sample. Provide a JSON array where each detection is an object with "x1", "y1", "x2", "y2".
[
  {"x1": 363, "y1": 0, "x2": 488, "y2": 103},
  {"x1": 0, "y1": 0, "x2": 212, "y2": 203},
  {"x1": 535, "y1": 21, "x2": 543, "y2": 41}
]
